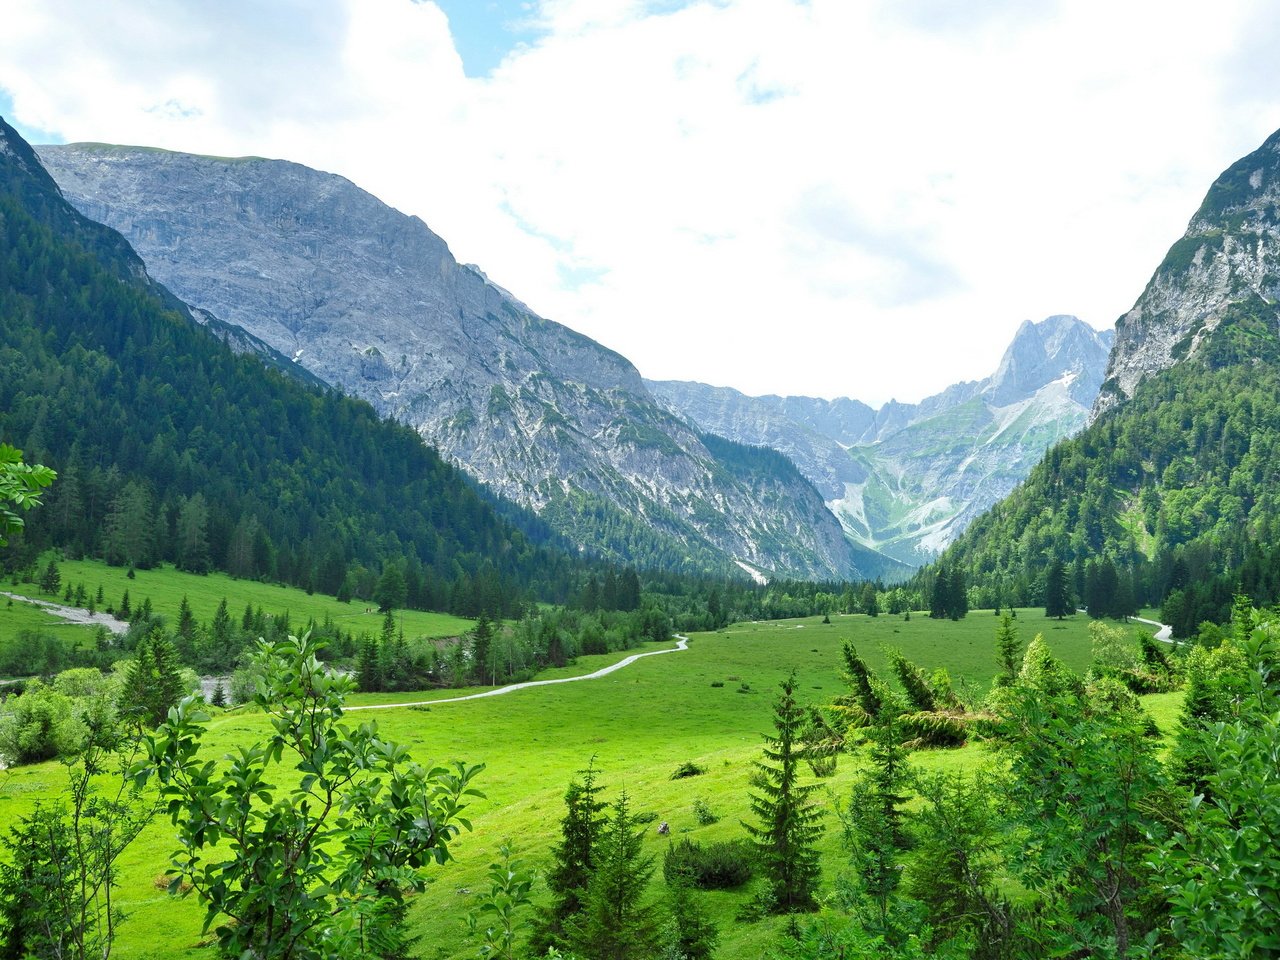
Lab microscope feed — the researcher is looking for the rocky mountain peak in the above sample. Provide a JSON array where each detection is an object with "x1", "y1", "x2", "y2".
[
  {"x1": 1093, "y1": 127, "x2": 1280, "y2": 419},
  {"x1": 985, "y1": 315, "x2": 1113, "y2": 408},
  {"x1": 37, "y1": 141, "x2": 862, "y2": 581}
]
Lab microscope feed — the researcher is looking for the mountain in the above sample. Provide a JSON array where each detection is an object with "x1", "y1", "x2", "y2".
[
  {"x1": 0, "y1": 115, "x2": 577, "y2": 616},
  {"x1": 36, "y1": 143, "x2": 862, "y2": 581},
  {"x1": 936, "y1": 126, "x2": 1280, "y2": 630},
  {"x1": 649, "y1": 315, "x2": 1112, "y2": 568},
  {"x1": 1094, "y1": 127, "x2": 1280, "y2": 418}
]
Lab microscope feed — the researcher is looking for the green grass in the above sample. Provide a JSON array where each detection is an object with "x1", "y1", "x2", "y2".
[
  {"x1": 0, "y1": 592, "x2": 107, "y2": 657},
  {"x1": 0, "y1": 610, "x2": 1177, "y2": 958},
  {"x1": 3, "y1": 558, "x2": 474, "y2": 648}
]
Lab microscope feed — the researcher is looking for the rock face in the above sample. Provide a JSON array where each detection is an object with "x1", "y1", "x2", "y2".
[
  {"x1": 1094, "y1": 127, "x2": 1280, "y2": 419},
  {"x1": 650, "y1": 316, "x2": 1112, "y2": 567},
  {"x1": 37, "y1": 143, "x2": 862, "y2": 580}
]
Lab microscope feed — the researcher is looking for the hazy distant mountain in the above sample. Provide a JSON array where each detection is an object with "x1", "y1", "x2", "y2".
[
  {"x1": 38, "y1": 142, "x2": 863, "y2": 580},
  {"x1": 649, "y1": 316, "x2": 1113, "y2": 567}
]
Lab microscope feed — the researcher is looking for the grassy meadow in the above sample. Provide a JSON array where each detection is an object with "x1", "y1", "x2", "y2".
[
  {"x1": 0, "y1": 599, "x2": 1177, "y2": 959},
  {"x1": 2, "y1": 558, "x2": 475, "y2": 654}
]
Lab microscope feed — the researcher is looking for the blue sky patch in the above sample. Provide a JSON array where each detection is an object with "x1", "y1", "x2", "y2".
[{"x1": 431, "y1": 0, "x2": 535, "y2": 77}]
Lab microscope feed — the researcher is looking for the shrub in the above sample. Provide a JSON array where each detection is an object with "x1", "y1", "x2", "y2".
[
  {"x1": 710, "y1": 681, "x2": 724, "y2": 688},
  {"x1": 663, "y1": 838, "x2": 753, "y2": 890},
  {"x1": 692, "y1": 798, "x2": 718, "y2": 825},
  {"x1": 670, "y1": 761, "x2": 705, "y2": 780}
]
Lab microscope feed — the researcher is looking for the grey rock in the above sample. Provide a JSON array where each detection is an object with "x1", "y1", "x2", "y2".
[
  {"x1": 650, "y1": 315, "x2": 1112, "y2": 567},
  {"x1": 1093, "y1": 127, "x2": 1280, "y2": 419},
  {"x1": 37, "y1": 142, "x2": 862, "y2": 580}
]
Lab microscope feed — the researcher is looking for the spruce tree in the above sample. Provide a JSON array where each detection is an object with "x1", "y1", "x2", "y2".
[
  {"x1": 930, "y1": 565, "x2": 950, "y2": 619},
  {"x1": 743, "y1": 671, "x2": 823, "y2": 913},
  {"x1": 948, "y1": 566, "x2": 968, "y2": 620},
  {"x1": 1044, "y1": 558, "x2": 1072, "y2": 620},
  {"x1": 532, "y1": 760, "x2": 608, "y2": 953},
  {"x1": 38, "y1": 558, "x2": 60, "y2": 595},
  {"x1": 995, "y1": 613, "x2": 1020, "y2": 684},
  {"x1": 569, "y1": 791, "x2": 659, "y2": 960},
  {"x1": 118, "y1": 627, "x2": 185, "y2": 729}
]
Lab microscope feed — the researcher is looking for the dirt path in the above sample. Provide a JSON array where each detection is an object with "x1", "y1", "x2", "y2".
[
  {"x1": 1, "y1": 590, "x2": 130, "y2": 635},
  {"x1": 345, "y1": 635, "x2": 690, "y2": 712},
  {"x1": 1130, "y1": 615, "x2": 1174, "y2": 643}
]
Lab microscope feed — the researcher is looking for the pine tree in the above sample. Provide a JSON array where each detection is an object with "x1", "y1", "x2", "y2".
[
  {"x1": 357, "y1": 635, "x2": 382, "y2": 693},
  {"x1": 663, "y1": 870, "x2": 718, "y2": 960},
  {"x1": 533, "y1": 761, "x2": 608, "y2": 953},
  {"x1": 569, "y1": 791, "x2": 659, "y2": 960},
  {"x1": 995, "y1": 613, "x2": 1020, "y2": 684},
  {"x1": 1044, "y1": 558, "x2": 1072, "y2": 620},
  {"x1": 38, "y1": 558, "x2": 60, "y2": 595},
  {"x1": 470, "y1": 614, "x2": 495, "y2": 685},
  {"x1": 117, "y1": 589, "x2": 131, "y2": 621},
  {"x1": 844, "y1": 714, "x2": 911, "y2": 936},
  {"x1": 210, "y1": 682, "x2": 227, "y2": 708},
  {"x1": 743, "y1": 671, "x2": 824, "y2": 913},
  {"x1": 860, "y1": 582, "x2": 879, "y2": 617},
  {"x1": 948, "y1": 566, "x2": 968, "y2": 620},
  {"x1": 930, "y1": 565, "x2": 950, "y2": 619},
  {"x1": 118, "y1": 627, "x2": 185, "y2": 729},
  {"x1": 175, "y1": 493, "x2": 212, "y2": 573}
]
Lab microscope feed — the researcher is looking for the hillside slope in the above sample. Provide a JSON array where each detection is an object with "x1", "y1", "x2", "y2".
[
  {"x1": 937, "y1": 126, "x2": 1280, "y2": 624},
  {"x1": 36, "y1": 143, "x2": 863, "y2": 581},
  {"x1": 0, "y1": 116, "x2": 575, "y2": 613}
]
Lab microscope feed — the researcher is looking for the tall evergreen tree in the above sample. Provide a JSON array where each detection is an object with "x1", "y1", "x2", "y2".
[
  {"x1": 470, "y1": 614, "x2": 495, "y2": 685},
  {"x1": 930, "y1": 565, "x2": 950, "y2": 619},
  {"x1": 995, "y1": 613, "x2": 1020, "y2": 684},
  {"x1": 1044, "y1": 558, "x2": 1072, "y2": 620},
  {"x1": 568, "y1": 791, "x2": 659, "y2": 960},
  {"x1": 743, "y1": 671, "x2": 824, "y2": 913},
  {"x1": 948, "y1": 566, "x2": 968, "y2": 620},
  {"x1": 533, "y1": 761, "x2": 608, "y2": 953},
  {"x1": 174, "y1": 493, "x2": 211, "y2": 574},
  {"x1": 118, "y1": 627, "x2": 185, "y2": 729}
]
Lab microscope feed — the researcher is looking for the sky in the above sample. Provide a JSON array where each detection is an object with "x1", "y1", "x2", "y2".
[{"x1": 2, "y1": 0, "x2": 1278, "y2": 406}]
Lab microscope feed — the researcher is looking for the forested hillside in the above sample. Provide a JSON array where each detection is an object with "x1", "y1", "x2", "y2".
[
  {"x1": 0, "y1": 117, "x2": 577, "y2": 615},
  {"x1": 932, "y1": 125, "x2": 1280, "y2": 635}
]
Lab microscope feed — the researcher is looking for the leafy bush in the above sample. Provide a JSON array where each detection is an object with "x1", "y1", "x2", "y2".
[{"x1": 663, "y1": 838, "x2": 753, "y2": 890}]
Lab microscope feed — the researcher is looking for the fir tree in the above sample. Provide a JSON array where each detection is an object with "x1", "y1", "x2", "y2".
[
  {"x1": 1044, "y1": 558, "x2": 1072, "y2": 620},
  {"x1": 533, "y1": 760, "x2": 608, "y2": 953},
  {"x1": 118, "y1": 627, "x2": 185, "y2": 729},
  {"x1": 930, "y1": 565, "x2": 950, "y2": 619},
  {"x1": 743, "y1": 671, "x2": 823, "y2": 913},
  {"x1": 37, "y1": 558, "x2": 60, "y2": 595},
  {"x1": 948, "y1": 566, "x2": 968, "y2": 620},
  {"x1": 995, "y1": 613, "x2": 1020, "y2": 684},
  {"x1": 569, "y1": 791, "x2": 659, "y2": 960}
]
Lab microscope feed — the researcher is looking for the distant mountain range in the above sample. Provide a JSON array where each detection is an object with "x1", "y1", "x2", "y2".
[
  {"x1": 34, "y1": 143, "x2": 1117, "y2": 579},
  {"x1": 37, "y1": 143, "x2": 863, "y2": 581},
  {"x1": 649, "y1": 315, "x2": 1113, "y2": 566}
]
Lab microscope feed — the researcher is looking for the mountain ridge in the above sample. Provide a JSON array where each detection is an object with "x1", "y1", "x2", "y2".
[
  {"x1": 36, "y1": 141, "x2": 864, "y2": 581},
  {"x1": 649, "y1": 315, "x2": 1112, "y2": 567}
]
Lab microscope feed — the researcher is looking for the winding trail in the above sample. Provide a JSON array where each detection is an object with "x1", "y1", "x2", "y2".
[
  {"x1": 1077, "y1": 608, "x2": 1174, "y2": 644},
  {"x1": 1130, "y1": 615, "x2": 1174, "y2": 643},
  {"x1": 345, "y1": 635, "x2": 690, "y2": 712}
]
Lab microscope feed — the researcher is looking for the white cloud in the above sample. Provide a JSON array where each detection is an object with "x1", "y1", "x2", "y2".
[{"x1": 2, "y1": 0, "x2": 1278, "y2": 404}]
